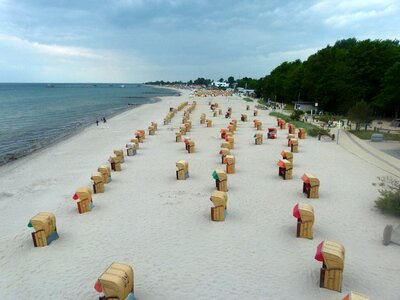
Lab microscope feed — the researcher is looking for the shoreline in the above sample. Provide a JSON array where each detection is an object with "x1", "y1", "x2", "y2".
[{"x1": 0, "y1": 85, "x2": 180, "y2": 168}]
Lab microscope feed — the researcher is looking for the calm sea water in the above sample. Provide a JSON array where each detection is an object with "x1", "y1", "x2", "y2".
[{"x1": 0, "y1": 83, "x2": 178, "y2": 165}]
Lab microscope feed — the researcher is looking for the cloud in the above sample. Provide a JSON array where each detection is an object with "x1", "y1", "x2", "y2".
[
  {"x1": 0, "y1": 0, "x2": 399, "y2": 82},
  {"x1": 309, "y1": 0, "x2": 399, "y2": 27}
]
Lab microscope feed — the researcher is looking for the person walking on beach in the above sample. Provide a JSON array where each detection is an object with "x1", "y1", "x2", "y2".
[
  {"x1": 103, "y1": 117, "x2": 107, "y2": 123},
  {"x1": 96, "y1": 120, "x2": 99, "y2": 126}
]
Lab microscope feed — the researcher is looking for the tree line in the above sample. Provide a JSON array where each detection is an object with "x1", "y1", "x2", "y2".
[
  {"x1": 146, "y1": 38, "x2": 399, "y2": 118},
  {"x1": 257, "y1": 38, "x2": 400, "y2": 118}
]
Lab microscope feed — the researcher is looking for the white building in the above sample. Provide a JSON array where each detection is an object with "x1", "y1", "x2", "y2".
[{"x1": 211, "y1": 81, "x2": 230, "y2": 88}]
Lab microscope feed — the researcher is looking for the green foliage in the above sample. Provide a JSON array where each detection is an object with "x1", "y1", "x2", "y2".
[
  {"x1": 194, "y1": 78, "x2": 212, "y2": 85},
  {"x1": 373, "y1": 176, "x2": 400, "y2": 216},
  {"x1": 375, "y1": 62, "x2": 400, "y2": 118},
  {"x1": 347, "y1": 101, "x2": 373, "y2": 130},
  {"x1": 260, "y1": 38, "x2": 400, "y2": 117},
  {"x1": 243, "y1": 97, "x2": 253, "y2": 102},
  {"x1": 269, "y1": 112, "x2": 320, "y2": 137},
  {"x1": 290, "y1": 109, "x2": 304, "y2": 121}
]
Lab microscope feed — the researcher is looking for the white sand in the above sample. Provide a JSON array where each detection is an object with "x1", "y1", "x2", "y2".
[{"x1": 0, "y1": 90, "x2": 398, "y2": 299}]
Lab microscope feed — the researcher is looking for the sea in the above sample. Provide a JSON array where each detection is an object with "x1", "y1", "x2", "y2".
[{"x1": 0, "y1": 83, "x2": 178, "y2": 166}]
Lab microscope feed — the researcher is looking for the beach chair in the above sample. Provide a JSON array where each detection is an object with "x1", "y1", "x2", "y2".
[
  {"x1": 256, "y1": 120, "x2": 262, "y2": 130},
  {"x1": 95, "y1": 262, "x2": 135, "y2": 300},
  {"x1": 180, "y1": 125, "x2": 186, "y2": 135},
  {"x1": 293, "y1": 203, "x2": 314, "y2": 239},
  {"x1": 280, "y1": 120, "x2": 286, "y2": 129},
  {"x1": 109, "y1": 155, "x2": 122, "y2": 171},
  {"x1": 224, "y1": 155, "x2": 235, "y2": 174},
  {"x1": 277, "y1": 118, "x2": 282, "y2": 126},
  {"x1": 298, "y1": 128, "x2": 307, "y2": 139},
  {"x1": 185, "y1": 121, "x2": 191, "y2": 132},
  {"x1": 254, "y1": 109, "x2": 258, "y2": 116},
  {"x1": 241, "y1": 114, "x2": 247, "y2": 122},
  {"x1": 151, "y1": 122, "x2": 158, "y2": 131},
  {"x1": 315, "y1": 240, "x2": 345, "y2": 292},
  {"x1": 187, "y1": 140, "x2": 195, "y2": 153},
  {"x1": 280, "y1": 150, "x2": 293, "y2": 164},
  {"x1": 220, "y1": 129, "x2": 227, "y2": 139},
  {"x1": 91, "y1": 171, "x2": 105, "y2": 193},
  {"x1": 148, "y1": 125, "x2": 155, "y2": 135},
  {"x1": 289, "y1": 138, "x2": 299, "y2": 153},
  {"x1": 210, "y1": 191, "x2": 228, "y2": 221},
  {"x1": 176, "y1": 160, "x2": 189, "y2": 180},
  {"x1": 287, "y1": 134, "x2": 296, "y2": 146},
  {"x1": 176, "y1": 132, "x2": 182, "y2": 142},
  {"x1": 200, "y1": 113, "x2": 206, "y2": 124},
  {"x1": 246, "y1": 105, "x2": 250, "y2": 110},
  {"x1": 135, "y1": 130, "x2": 145, "y2": 143},
  {"x1": 72, "y1": 187, "x2": 94, "y2": 214},
  {"x1": 219, "y1": 147, "x2": 230, "y2": 164},
  {"x1": 221, "y1": 141, "x2": 230, "y2": 150},
  {"x1": 302, "y1": 173, "x2": 320, "y2": 198},
  {"x1": 277, "y1": 159, "x2": 293, "y2": 180},
  {"x1": 206, "y1": 119, "x2": 212, "y2": 127},
  {"x1": 28, "y1": 212, "x2": 59, "y2": 247},
  {"x1": 98, "y1": 165, "x2": 112, "y2": 183},
  {"x1": 114, "y1": 149, "x2": 125, "y2": 163},
  {"x1": 255, "y1": 131, "x2": 263, "y2": 145},
  {"x1": 267, "y1": 128, "x2": 277, "y2": 139},
  {"x1": 126, "y1": 143, "x2": 137, "y2": 156},
  {"x1": 130, "y1": 138, "x2": 139, "y2": 149},
  {"x1": 212, "y1": 169, "x2": 228, "y2": 192},
  {"x1": 227, "y1": 136, "x2": 234, "y2": 149}
]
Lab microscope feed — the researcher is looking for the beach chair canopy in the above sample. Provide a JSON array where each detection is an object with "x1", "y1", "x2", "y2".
[
  {"x1": 280, "y1": 150, "x2": 292, "y2": 159},
  {"x1": 73, "y1": 187, "x2": 92, "y2": 201},
  {"x1": 293, "y1": 203, "x2": 314, "y2": 222},
  {"x1": 219, "y1": 148, "x2": 230, "y2": 155},
  {"x1": 315, "y1": 240, "x2": 345, "y2": 269},
  {"x1": 225, "y1": 155, "x2": 235, "y2": 164},
  {"x1": 109, "y1": 154, "x2": 120, "y2": 163},
  {"x1": 91, "y1": 172, "x2": 104, "y2": 183},
  {"x1": 126, "y1": 143, "x2": 135, "y2": 149},
  {"x1": 277, "y1": 159, "x2": 292, "y2": 169},
  {"x1": 289, "y1": 138, "x2": 298, "y2": 145},
  {"x1": 28, "y1": 212, "x2": 56, "y2": 236},
  {"x1": 255, "y1": 131, "x2": 263, "y2": 138},
  {"x1": 98, "y1": 165, "x2": 111, "y2": 175},
  {"x1": 213, "y1": 169, "x2": 227, "y2": 181},
  {"x1": 176, "y1": 160, "x2": 188, "y2": 172},
  {"x1": 96, "y1": 262, "x2": 134, "y2": 300},
  {"x1": 301, "y1": 173, "x2": 320, "y2": 187},
  {"x1": 210, "y1": 191, "x2": 227, "y2": 208},
  {"x1": 114, "y1": 149, "x2": 123, "y2": 156}
]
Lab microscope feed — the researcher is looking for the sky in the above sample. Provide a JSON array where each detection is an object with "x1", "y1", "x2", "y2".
[{"x1": 0, "y1": 0, "x2": 399, "y2": 83}]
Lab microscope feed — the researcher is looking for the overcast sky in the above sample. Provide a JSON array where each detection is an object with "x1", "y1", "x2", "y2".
[{"x1": 0, "y1": 0, "x2": 398, "y2": 83}]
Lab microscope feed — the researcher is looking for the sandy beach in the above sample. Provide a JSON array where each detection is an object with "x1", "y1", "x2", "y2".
[{"x1": 0, "y1": 90, "x2": 399, "y2": 299}]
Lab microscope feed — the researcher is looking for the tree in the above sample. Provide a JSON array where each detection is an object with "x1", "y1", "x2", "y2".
[
  {"x1": 218, "y1": 78, "x2": 224, "y2": 82},
  {"x1": 227, "y1": 76, "x2": 235, "y2": 87},
  {"x1": 376, "y1": 62, "x2": 400, "y2": 118},
  {"x1": 347, "y1": 100, "x2": 373, "y2": 130}
]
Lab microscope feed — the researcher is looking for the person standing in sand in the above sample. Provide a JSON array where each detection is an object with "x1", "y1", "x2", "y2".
[{"x1": 96, "y1": 120, "x2": 99, "y2": 126}]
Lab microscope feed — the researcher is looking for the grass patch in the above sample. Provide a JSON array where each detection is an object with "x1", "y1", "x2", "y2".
[
  {"x1": 269, "y1": 112, "x2": 322, "y2": 137},
  {"x1": 243, "y1": 97, "x2": 254, "y2": 102},
  {"x1": 350, "y1": 130, "x2": 400, "y2": 141},
  {"x1": 373, "y1": 176, "x2": 400, "y2": 216}
]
